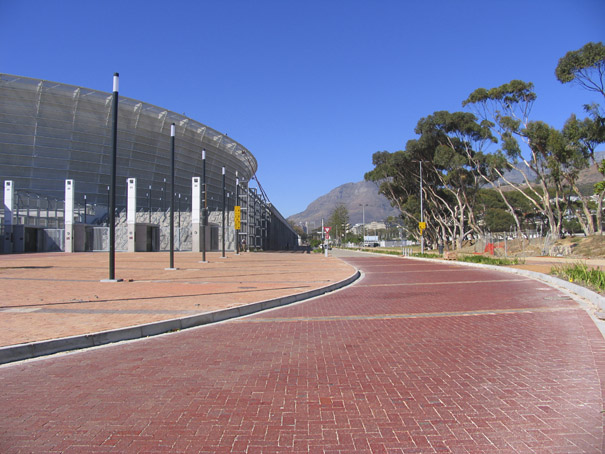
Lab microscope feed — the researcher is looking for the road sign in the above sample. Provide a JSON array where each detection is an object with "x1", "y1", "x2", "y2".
[
  {"x1": 234, "y1": 206, "x2": 241, "y2": 230},
  {"x1": 324, "y1": 226, "x2": 331, "y2": 239},
  {"x1": 419, "y1": 222, "x2": 426, "y2": 231}
]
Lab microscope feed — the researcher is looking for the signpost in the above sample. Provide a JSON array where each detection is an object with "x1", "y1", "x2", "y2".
[
  {"x1": 419, "y1": 221, "x2": 426, "y2": 254},
  {"x1": 324, "y1": 227, "x2": 331, "y2": 257},
  {"x1": 234, "y1": 205, "x2": 241, "y2": 230}
]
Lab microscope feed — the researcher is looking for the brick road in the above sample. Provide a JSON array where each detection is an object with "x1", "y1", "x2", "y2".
[{"x1": 1, "y1": 252, "x2": 604, "y2": 453}]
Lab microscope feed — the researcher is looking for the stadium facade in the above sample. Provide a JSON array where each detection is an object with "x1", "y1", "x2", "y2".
[{"x1": 0, "y1": 74, "x2": 297, "y2": 253}]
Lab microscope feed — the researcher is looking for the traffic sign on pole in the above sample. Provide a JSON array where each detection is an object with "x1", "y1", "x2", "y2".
[{"x1": 234, "y1": 205, "x2": 241, "y2": 230}]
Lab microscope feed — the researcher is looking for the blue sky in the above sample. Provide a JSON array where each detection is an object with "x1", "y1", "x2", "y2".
[{"x1": 1, "y1": 0, "x2": 604, "y2": 218}]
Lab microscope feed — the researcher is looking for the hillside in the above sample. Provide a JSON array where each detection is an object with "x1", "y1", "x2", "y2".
[{"x1": 288, "y1": 181, "x2": 399, "y2": 226}]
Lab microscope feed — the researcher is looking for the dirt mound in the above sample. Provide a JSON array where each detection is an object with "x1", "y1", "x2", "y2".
[{"x1": 555, "y1": 235, "x2": 605, "y2": 258}]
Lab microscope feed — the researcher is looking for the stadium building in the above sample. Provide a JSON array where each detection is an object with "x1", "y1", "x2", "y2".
[{"x1": 0, "y1": 74, "x2": 297, "y2": 253}]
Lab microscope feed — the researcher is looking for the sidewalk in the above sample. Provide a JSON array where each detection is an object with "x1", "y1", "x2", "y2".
[{"x1": 0, "y1": 251, "x2": 357, "y2": 348}]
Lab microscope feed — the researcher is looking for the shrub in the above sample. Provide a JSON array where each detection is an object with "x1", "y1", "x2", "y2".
[
  {"x1": 551, "y1": 262, "x2": 605, "y2": 293},
  {"x1": 458, "y1": 255, "x2": 523, "y2": 266}
]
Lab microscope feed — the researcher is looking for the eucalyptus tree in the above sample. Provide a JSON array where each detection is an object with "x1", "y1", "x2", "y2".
[
  {"x1": 365, "y1": 150, "x2": 426, "y2": 243},
  {"x1": 411, "y1": 111, "x2": 496, "y2": 248},
  {"x1": 366, "y1": 111, "x2": 495, "y2": 249},
  {"x1": 561, "y1": 114, "x2": 604, "y2": 234},
  {"x1": 555, "y1": 41, "x2": 605, "y2": 100},
  {"x1": 463, "y1": 80, "x2": 574, "y2": 237},
  {"x1": 556, "y1": 42, "x2": 605, "y2": 234}
]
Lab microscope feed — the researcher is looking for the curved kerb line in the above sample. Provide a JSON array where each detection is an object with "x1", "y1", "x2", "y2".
[{"x1": 0, "y1": 270, "x2": 361, "y2": 365}]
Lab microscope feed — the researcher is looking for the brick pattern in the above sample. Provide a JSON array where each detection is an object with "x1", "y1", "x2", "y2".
[
  {"x1": 1, "y1": 255, "x2": 603, "y2": 453},
  {"x1": 0, "y1": 251, "x2": 354, "y2": 346}
]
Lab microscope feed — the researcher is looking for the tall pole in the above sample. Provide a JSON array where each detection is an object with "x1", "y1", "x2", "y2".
[
  {"x1": 201, "y1": 148, "x2": 207, "y2": 262},
  {"x1": 169, "y1": 123, "x2": 176, "y2": 269},
  {"x1": 235, "y1": 172, "x2": 240, "y2": 255},
  {"x1": 222, "y1": 166, "x2": 226, "y2": 258},
  {"x1": 108, "y1": 72, "x2": 119, "y2": 281},
  {"x1": 420, "y1": 161, "x2": 424, "y2": 254},
  {"x1": 148, "y1": 185, "x2": 151, "y2": 223}
]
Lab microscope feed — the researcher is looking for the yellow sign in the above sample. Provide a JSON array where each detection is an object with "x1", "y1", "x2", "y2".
[
  {"x1": 419, "y1": 221, "x2": 426, "y2": 231},
  {"x1": 234, "y1": 206, "x2": 241, "y2": 230}
]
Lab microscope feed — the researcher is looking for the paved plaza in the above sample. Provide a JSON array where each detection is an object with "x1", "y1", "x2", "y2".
[
  {"x1": 0, "y1": 251, "x2": 355, "y2": 348},
  {"x1": 0, "y1": 250, "x2": 604, "y2": 453}
]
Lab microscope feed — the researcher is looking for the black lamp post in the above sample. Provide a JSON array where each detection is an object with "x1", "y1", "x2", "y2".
[
  {"x1": 106, "y1": 73, "x2": 120, "y2": 282},
  {"x1": 168, "y1": 123, "x2": 176, "y2": 269},
  {"x1": 222, "y1": 166, "x2": 226, "y2": 258},
  {"x1": 147, "y1": 185, "x2": 151, "y2": 223},
  {"x1": 201, "y1": 148, "x2": 207, "y2": 263}
]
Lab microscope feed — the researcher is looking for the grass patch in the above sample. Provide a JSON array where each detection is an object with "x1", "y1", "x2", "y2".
[
  {"x1": 457, "y1": 255, "x2": 524, "y2": 266},
  {"x1": 551, "y1": 262, "x2": 605, "y2": 293},
  {"x1": 412, "y1": 252, "x2": 440, "y2": 259}
]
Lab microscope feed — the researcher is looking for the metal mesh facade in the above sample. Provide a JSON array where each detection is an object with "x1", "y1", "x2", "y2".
[{"x1": 0, "y1": 74, "x2": 257, "y2": 210}]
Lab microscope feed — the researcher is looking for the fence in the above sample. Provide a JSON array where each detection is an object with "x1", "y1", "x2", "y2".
[{"x1": 462, "y1": 230, "x2": 561, "y2": 257}]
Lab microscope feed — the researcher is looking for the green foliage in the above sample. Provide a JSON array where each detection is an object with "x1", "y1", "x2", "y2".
[
  {"x1": 462, "y1": 80, "x2": 536, "y2": 107},
  {"x1": 483, "y1": 208, "x2": 516, "y2": 232},
  {"x1": 555, "y1": 42, "x2": 605, "y2": 97},
  {"x1": 551, "y1": 262, "x2": 605, "y2": 293},
  {"x1": 328, "y1": 204, "x2": 350, "y2": 242},
  {"x1": 595, "y1": 160, "x2": 605, "y2": 194},
  {"x1": 365, "y1": 42, "x2": 605, "y2": 240},
  {"x1": 309, "y1": 238, "x2": 322, "y2": 249},
  {"x1": 458, "y1": 255, "x2": 523, "y2": 266},
  {"x1": 412, "y1": 252, "x2": 440, "y2": 258}
]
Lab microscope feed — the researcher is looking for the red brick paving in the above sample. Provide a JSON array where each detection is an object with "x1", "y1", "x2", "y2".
[
  {"x1": 1, "y1": 253, "x2": 604, "y2": 453},
  {"x1": 0, "y1": 251, "x2": 355, "y2": 346}
]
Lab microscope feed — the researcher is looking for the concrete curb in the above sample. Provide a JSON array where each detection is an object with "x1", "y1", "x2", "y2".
[{"x1": 0, "y1": 270, "x2": 361, "y2": 365}]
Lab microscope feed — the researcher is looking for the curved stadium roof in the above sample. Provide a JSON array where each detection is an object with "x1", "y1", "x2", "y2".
[{"x1": 0, "y1": 74, "x2": 258, "y2": 210}]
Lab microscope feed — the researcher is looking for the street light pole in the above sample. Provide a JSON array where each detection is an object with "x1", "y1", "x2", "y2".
[
  {"x1": 168, "y1": 123, "x2": 176, "y2": 270},
  {"x1": 222, "y1": 166, "x2": 226, "y2": 258},
  {"x1": 148, "y1": 185, "x2": 151, "y2": 223},
  {"x1": 106, "y1": 72, "x2": 120, "y2": 282},
  {"x1": 359, "y1": 203, "x2": 368, "y2": 246},
  {"x1": 235, "y1": 172, "x2": 240, "y2": 255},
  {"x1": 201, "y1": 148, "x2": 207, "y2": 263},
  {"x1": 420, "y1": 160, "x2": 424, "y2": 254}
]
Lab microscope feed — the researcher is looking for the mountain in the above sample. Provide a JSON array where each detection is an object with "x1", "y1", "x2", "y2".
[{"x1": 288, "y1": 181, "x2": 399, "y2": 227}]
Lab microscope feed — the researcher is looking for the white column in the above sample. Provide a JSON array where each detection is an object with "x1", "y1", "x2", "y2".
[
  {"x1": 64, "y1": 180, "x2": 74, "y2": 253},
  {"x1": 191, "y1": 177, "x2": 201, "y2": 252},
  {"x1": 127, "y1": 178, "x2": 136, "y2": 252},
  {"x1": 3, "y1": 181, "x2": 14, "y2": 253}
]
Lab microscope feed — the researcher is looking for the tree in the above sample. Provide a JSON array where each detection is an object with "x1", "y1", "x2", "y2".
[
  {"x1": 463, "y1": 80, "x2": 574, "y2": 237},
  {"x1": 366, "y1": 111, "x2": 495, "y2": 250},
  {"x1": 411, "y1": 111, "x2": 495, "y2": 248},
  {"x1": 556, "y1": 42, "x2": 605, "y2": 234},
  {"x1": 560, "y1": 114, "x2": 604, "y2": 234},
  {"x1": 328, "y1": 205, "x2": 349, "y2": 245},
  {"x1": 555, "y1": 41, "x2": 605, "y2": 98},
  {"x1": 289, "y1": 222, "x2": 307, "y2": 241}
]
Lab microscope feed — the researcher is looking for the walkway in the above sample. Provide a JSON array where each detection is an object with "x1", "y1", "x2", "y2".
[
  {"x1": 0, "y1": 251, "x2": 355, "y2": 347},
  {"x1": 1, "y1": 250, "x2": 604, "y2": 453}
]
